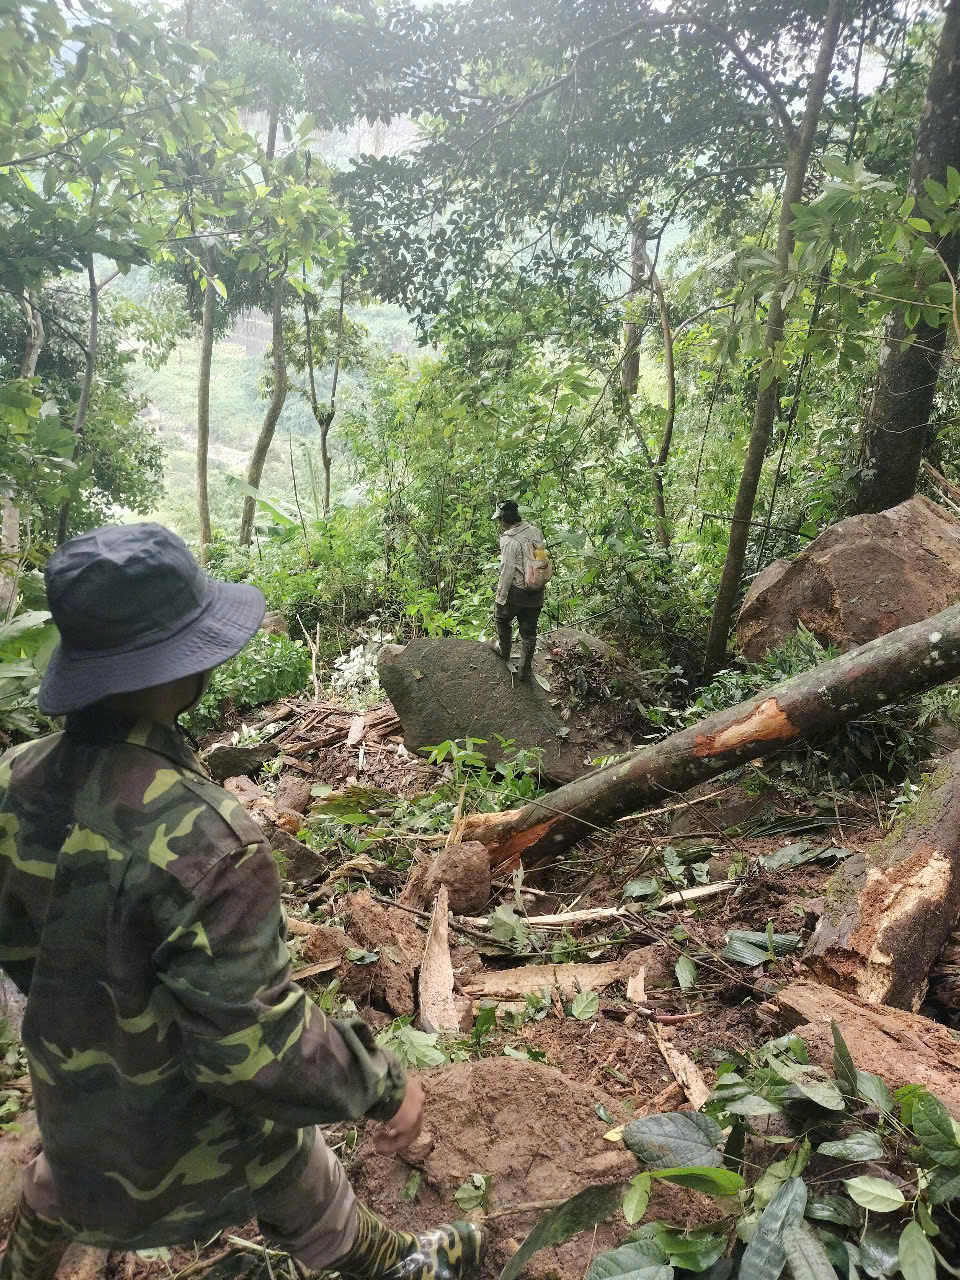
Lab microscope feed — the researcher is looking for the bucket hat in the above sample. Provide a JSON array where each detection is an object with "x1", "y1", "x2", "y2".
[{"x1": 38, "y1": 523, "x2": 265, "y2": 716}]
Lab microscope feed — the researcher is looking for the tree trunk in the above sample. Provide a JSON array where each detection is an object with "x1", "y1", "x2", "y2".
[
  {"x1": 238, "y1": 277, "x2": 288, "y2": 546},
  {"x1": 56, "y1": 256, "x2": 99, "y2": 545},
  {"x1": 702, "y1": 0, "x2": 845, "y2": 677},
  {"x1": 196, "y1": 250, "x2": 216, "y2": 560},
  {"x1": 1, "y1": 292, "x2": 46, "y2": 618},
  {"x1": 460, "y1": 599, "x2": 960, "y2": 870},
  {"x1": 806, "y1": 751, "x2": 960, "y2": 1010},
  {"x1": 622, "y1": 226, "x2": 672, "y2": 550},
  {"x1": 776, "y1": 980, "x2": 960, "y2": 1118},
  {"x1": 853, "y1": 0, "x2": 960, "y2": 515},
  {"x1": 304, "y1": 276, "x2": 345, "y2": 518}
]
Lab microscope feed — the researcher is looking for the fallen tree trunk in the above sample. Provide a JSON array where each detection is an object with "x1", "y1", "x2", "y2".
[
  {"x1": 806, "y1": 751, "x2": 960, "y2": 1010},
  {"x1": 776, "y1": 980, "x2": 960, "y2": 1116},
  {"x1": 460, "y1": 603, "x2": 960, "y2": 870}
]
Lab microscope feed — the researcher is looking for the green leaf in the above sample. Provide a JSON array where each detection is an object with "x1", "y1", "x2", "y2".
[
  {"x1": 898, "y1": 1221, "x2": 936, "y2": 1280},
  {"x1": 856, "y1": 1070, "x2": 894, "y2": 1113},
  {"x1": 586, "y1": 1242, "x2": 671, "y2": 1280},
  {"x1": 817, "y1": 1130, "x2": 885, "y2": 1161},
  {"x1": 925, "y1": 1165, "x2": 960, "y2": 1205},
  {"x1": 402, "y1": 1170, "x2": 421, "y2": 1201},
  {"x1": 344, "y1": 948, "x2": 379, "y2": 965},
  {"x1": 653, "y1": 1166, "x2": 744, "y2": 1196},
  {"x1": 782, "y1": 1224, "x2": 838, "y2": 1280},
  {"x1": 805, "y1": 1195, "x2": 860, "y2": 1227},
  {"x1": 860, "y1": 1226, "x2": 899, "y2": 1276},
  {"x1": 622, "y1": 1173, "x2": 651, "y2": 1225},
  {"x1": 500, "y1": 1184, "x2": 625, "y2": 1280},
  {"x1": 726, "y1": 930, "x2": 801, "y2": 955},
  {"x1": 831, "y1": 1021, "x2": 858, "y2": 1097},
  {"x1": 843, "y1": 1176, "x2": 905, "y2": 1213},
  {"x1": 454, "y1": 1173, "x2": 492, "y2": 1213},
  {"x1": 675, "y1": 955, "x2": 697, "y2": 990},
  {"x1": 740, "y1": 1178, "x2": 808, "y2": 1279},
  {"x1": 709, "y1": 1071, "x2": 783, "y2": 1117},
  {"x1": 624, "y1": 878, "x2": 660, "y2": 899},
  {"x1": 767, "y1": 1055, "x2": 845, "y2": 1112},
  {"x1": 947, "y1": 166, "x2": 960, "y2": 202},
  {"x1": 623, "y1": 1112, "x2": 724, "y2": 1169},
  {"x1": 651, "y1": 1226, "x2": 725, "y2": 1270},
  {"x1": 913, "y1": 1091, "x2": 960, "y2": 1166},
  {"x1": 571, "y1": 990, "x2": 599, "y2": 1021},
  {"x1": 721, "y1": 938, "x2": 768, "y2": 966}
]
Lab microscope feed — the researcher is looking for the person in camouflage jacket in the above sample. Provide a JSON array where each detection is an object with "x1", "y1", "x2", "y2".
[{"x1": 0, "y1": 524, "x2": 485, "y2": 1280}]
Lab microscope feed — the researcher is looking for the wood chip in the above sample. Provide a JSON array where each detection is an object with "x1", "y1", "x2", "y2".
[
  {"x1": 292, "y1": 958, "x2": 340, "y2": 982},
  {"x1": 418, "y1": 886, "x2": 467, "y2": 1033},
  {"x1": 347, "y1": 714, "x2": 366, "y2": 748},
  {"x1": 649, "y1": 1024, "x2": 711, "y2": 1110},
  {"x1": 463, "y1": 956, "x2": 636, "y2": 1001},
  {"x1": 626, "y1": 965, "x2": 647, "y2": 1005}
]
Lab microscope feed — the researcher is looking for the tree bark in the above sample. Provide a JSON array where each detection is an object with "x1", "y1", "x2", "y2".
[
  {"x1": 460, "y1": 600, "x2": 960, "y2": 870},
  {"x1": 806, "y1": 751, "x2": 960, "y2": 1010},
  {"x1": 56, "y1": 256, "x2": 99, "y2": 545},
  {"x1": 702, "y1": 0, "x2": 845, "y2": 677},
  {"x1": 622, "y1": 226, "x2": 672, "y2": 550},
  {"x1": 196, "y1": 249, "x2": 216, "y2": 560},
  {"x1": 776, "y1": 980, "x2": 960, "y2": 1118},
  {"x1": 238, "y1": 277, "x2": 288, "y2": 546},
  {"x1": 304, "y1": 276, "x2": 345, "y2": 518},
  {"x1": 853, "y1": 0, "x2": 960, "y2": 515}
]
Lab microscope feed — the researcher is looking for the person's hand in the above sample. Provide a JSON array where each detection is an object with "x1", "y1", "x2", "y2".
[{"x1": 374, "y1": 1078, "x2": 425, "y2": 1154}]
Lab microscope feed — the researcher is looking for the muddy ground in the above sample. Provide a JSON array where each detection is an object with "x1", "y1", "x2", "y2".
[{"x1": 0, "y1": 690, "x2": 924, "y2": 1279}]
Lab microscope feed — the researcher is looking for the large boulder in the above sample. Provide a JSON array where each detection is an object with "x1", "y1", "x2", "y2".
[
  {"x1": 377, "y1": 636, "x2": 631, "y2": 783},
  {"x1": 736, "y1": 496, "x2": 960, "y2": 661}
]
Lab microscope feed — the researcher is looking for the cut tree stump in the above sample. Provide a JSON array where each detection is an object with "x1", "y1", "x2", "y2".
[
  {"x1": 459, "y1": 602, "x2": 960, "y2": 870},
  {"x1": 776, "y1": 980, "x2": 960, "y2": 1116},
  {"x1": 806, "y1": 752, "x2": 960, "y2": 1009}
]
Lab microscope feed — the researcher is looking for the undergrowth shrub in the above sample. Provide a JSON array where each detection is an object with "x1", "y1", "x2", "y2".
[{"x1": 184, "y1": 633, "x2": 311, "y2": 734}]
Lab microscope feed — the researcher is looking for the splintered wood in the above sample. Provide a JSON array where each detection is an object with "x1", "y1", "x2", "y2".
[
  {"x1": 271, "y1": 701, "x2": 403, "y2": 758},
  {"x1": 418, "y1": 886, "x2": 467, "y2": 1033},
  {"x1": 463, "y1": 954, "x2": 644, "y2": 1002}
]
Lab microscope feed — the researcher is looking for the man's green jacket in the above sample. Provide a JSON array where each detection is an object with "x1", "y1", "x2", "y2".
[{"x1": 0, "y1": 709, "x2": 405, "y2": 1247}]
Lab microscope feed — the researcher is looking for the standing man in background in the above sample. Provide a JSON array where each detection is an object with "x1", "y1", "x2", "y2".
[{"x1": 491, "y1": 500, "x2": 550, "y2": 682}]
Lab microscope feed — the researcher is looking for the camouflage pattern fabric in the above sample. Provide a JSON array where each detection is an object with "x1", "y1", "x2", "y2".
[
  {"x1": 303, "y1": 1207, "x2": 486, "y2": 1280},
  {"x1": 0, "y1": 1197, "x2": 72, "y2": 1280},
  {"x1": 0, "y1": 709, "x2": 405, "y2": 1248}
]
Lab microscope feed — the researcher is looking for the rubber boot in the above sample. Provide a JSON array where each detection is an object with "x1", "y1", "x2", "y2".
[
  {"x1": 301, "y1": 1203, "x2": 487, "y2": 1280},
  {"x1": 492, "y1": 619, "x2": 513, "y2": 663},
  {"x1": 0, "y1": 1196, "x2": 73, "y2": 1280},
  {"x1": 518, "y1": 637, "x2": 536, "y2": 681}
]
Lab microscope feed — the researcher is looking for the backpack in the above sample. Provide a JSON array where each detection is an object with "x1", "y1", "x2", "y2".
[{"x1": 525, "y1": 545, "x2": 553, "y2": 590}]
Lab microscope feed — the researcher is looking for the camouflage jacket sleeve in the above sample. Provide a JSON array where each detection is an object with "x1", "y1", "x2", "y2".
[{"x1": 155, "y1": 838, "x2": 406, "y2": 1127}]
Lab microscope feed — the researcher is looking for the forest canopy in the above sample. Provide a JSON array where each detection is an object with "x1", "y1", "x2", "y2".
[{"x1": 1, "y1": 0, "x2": 959, "y2": 714}]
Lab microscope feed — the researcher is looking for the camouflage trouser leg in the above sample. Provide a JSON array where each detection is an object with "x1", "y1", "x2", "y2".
[{"x1": 0, "y1": 1196, "x2": 73, "y2": 1280}]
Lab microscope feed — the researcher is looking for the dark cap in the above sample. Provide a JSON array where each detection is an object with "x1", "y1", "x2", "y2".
[
  {"x1": 38, "y1": 523, "x2": 265, "y2": 715},
  {"x1": 493, "y1": 500, "x2": 521, "y2": 523}
]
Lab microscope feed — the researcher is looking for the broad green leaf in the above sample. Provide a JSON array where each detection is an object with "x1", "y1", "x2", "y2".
[
  {"x1": 859, "y1": 1226, "x2": 899, "y2": 1276},
  {"x1": 856, "y1": 1071, "x2": 894, "y2": 1113},
  {"x1": 916, "y1": 1199, "x2": 938, "y2": 1237},
  {"x1": 817, "y1": 1130, "x2": 885, "y2": 1161},
  {"x1": 768, "y1": 1055, "x2": 845, "y2": 1112},
  {"x1": 831, "y1": 1021, "x2": 858, "y2": 1097},
  {"x1": 623, "y1": 878, "x2": 660, "y2": 899},
  {"x1": 675, "y1": 955, "x2": 697, "y2": 990},
  {"x1": 721, "y1": 938, "x2": 768, "y2": 966},
  {"x1": 622, "y1": 1174, "x2": 651, "y2": 1225},
  {"x1": 623, "y1": 1112, "x2": 724, "y2": 1169},
  {"x1": 753, "y1": 1142, "x2": 811, "y2": 1209},
  {"x1": 805, "y1": 1195, "x2": 860, "y2": 1227},
  {"x1": 500, "y1": 1184, "x2": 625, "y2": 1280},
  {"x1": 586, "y1": 1242, "x2": 672, "y2": 1280},
  {"x1": 740, "y1": 1177, "x2": 808, "y2": 1279},
  {"x1": 726, "y1": 929, "x2": 801, "y2": 955},
  {"x1": 709, "y1": 1071, "x2": 783, "y2": 1117},
  {"x1": 571, "y1": 990, "x2": 600, "y2": 1020},
  {"x1": 454, "y1": 1173, "x2": 492, "y2": 1212},
  {"x1": 926, "y1": 1165, "x2": 960, "y2": 1205},
  {"x1": 843, "y1": 1176, "x2": 905, "y2": 1213},
  {"x1": 651, "y1": 1226, "x2": 725, "y2": 1271},
  {"x1": 653, "y1": 1166, "x2": 744, "y2": 1196},
  {"x1": 782, "y1": 1224, "x2": 838, "y2": 1280},
  {"x1": 913, "y1": 1092, "x2": 960, "y2": 1166},
  {"x1": 898, "y1": 1221, "x2": 936, "y2": 1280}
]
